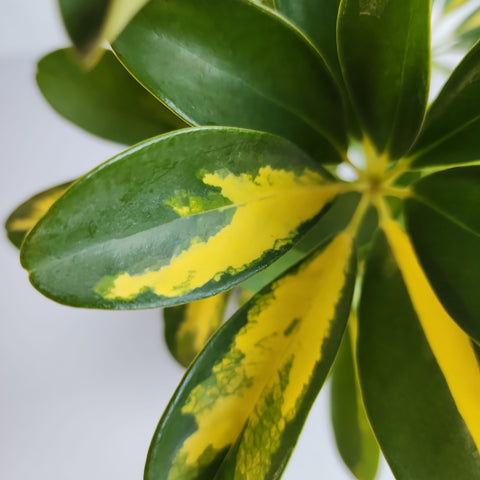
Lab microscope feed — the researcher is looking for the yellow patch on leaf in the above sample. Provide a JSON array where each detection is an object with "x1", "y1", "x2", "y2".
[
  {"x1": 167, "y1": 233, "x2": 353, "y2": 478},
  {"x1": 96, "y1": 166, "x2": 338, "y2": 301},
  {"x1": 8, "y1": 188, "x2": 68, "y2": 233},
  {"x1": 384, "y1": 220, "x2": 480, "y2": 451}
]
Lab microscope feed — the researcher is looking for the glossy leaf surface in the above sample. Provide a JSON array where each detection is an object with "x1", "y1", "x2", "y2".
[
  {"x1": 358, "y1": 222, "x2": 480, "y2": 480},
  {"x1": 6, "y1": 182, "x2": 73, "y2": 249},
  {"x1": 146, "y1": 233, "x2": 356, "y2": 480},
  {"x1": 21, "y1": 128, "x2": 338, "y2": 309},
  {"x1": 257, "y1": 0, "x2": 342, "y2": 83},
  {"x1": 113, "y1": 0, "x2": 347, "y2": 163},
  {"x1": 405, "y1": 166, "x2": 480, "y2": 342},
  {"x1": 331, "y1": 322, "x2": 379, "y2": 480},
  {"x1": 59, "y1": 0, "x2": 149, "y2": 66},
  {"x1": 338, "y1": 0, "x2": 430, "y2": 158},
  {"x1": 37, "y1": 49, "x2": 187, "y2": 145},
  {"x1": 164, "y1": 292, "x2": 230, "y2": 368},
  {"x1": 411, "y1": 40, "x2": 480, "y2": 167}
]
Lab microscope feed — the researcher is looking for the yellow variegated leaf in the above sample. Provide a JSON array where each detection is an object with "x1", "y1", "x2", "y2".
[
  {"x1": 6, "y1": 182, "x2": 73, "y2": 249},
  {"x1": 21, "y1": 129, "x2": 338, "y2": 309},
  {"x1": 164, "y1": 292, "x2": 230, "y2": 367},
  {"x1": 145, "y1": 232, "x2": 357, "y2": 480},
  {"x1": 383, "y1": 220, "x2": 480, "y2": 449}
]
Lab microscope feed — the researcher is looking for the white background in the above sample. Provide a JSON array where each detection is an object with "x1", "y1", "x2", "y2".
[{"x1": 0, "y1": 1, "x2": 395, "y2": 479}]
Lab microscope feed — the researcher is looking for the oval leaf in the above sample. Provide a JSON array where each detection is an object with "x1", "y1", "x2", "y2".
[
  {"x1": 37, "y1": 49, "x2": 187, "y2": 145},
  {"x1": 405, "y1": 166, "x2": 480, "y2": 343},
  {"x1": 112, "y1": 0, "x2": 347, "y2": 163},
  {"x1": 337, "y1": 0, "x2": 430, "y2": 158},
  {"x1": 330, "y1": 320, "x2": 379, "y2": 480},
  {"x1": 145, "y1": 233, "x2": 356, "y2": 480},
  {"x1": 21, "y1": 127, "x2": 339, "y2": 309},
  {"x1": 164, "y1": 292, "x2": 230, "y2": 368},
  {"x1": 358, "y1": 222, "x2": 480, "y2": 480},
  {"x1": 5, "y1": 181, "x2": 73, "y2": 249},
  {"x1": 410, "y1": 40, "x2": 480, "y2": 168}
]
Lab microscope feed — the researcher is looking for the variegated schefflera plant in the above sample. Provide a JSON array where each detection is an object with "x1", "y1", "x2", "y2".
[{"x1": 5, "y1": 0, "x2": 480, "y2": 479}]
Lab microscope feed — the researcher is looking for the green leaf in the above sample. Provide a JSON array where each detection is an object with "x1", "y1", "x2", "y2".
[
  {"x1": 358, "y1": 221, "x2": 480, "y2": 480},
  {"x1": 411, "y1": 40, "x2": 480, "y2": 168},
  {"x1": 337, "y1": 0, "x2": 430, "y2": 159},
  {"x1": 145, "y1": 233, "x2": 356, "y2": 480},
  {"x1": 164, "y1": 292, "x2": 230, "y2": 368},
  {"x1": 59, "y1": 0, "x2": 149, "y2": 67},
  {"x1": 36, "y1": 49, "x2": 187, "y2": 146},
  {"x1": 21, "y1": 127, "x2": 340, "y2": 309},
  {"x1": 5, "y1": 181, "x2": 73, "y2": 249},
  {"x1": 112, "y1": 0, "x2": 347, "y2": 163},
  {"x1": 330, "y1": 320, "x2": 379, "y2": 480},
  {"x1": 256, "y1": 0, "x2": 342, "y2": 83},
  {"x1": 404, "y1": 166, "x2": 480, "y2": 343}
]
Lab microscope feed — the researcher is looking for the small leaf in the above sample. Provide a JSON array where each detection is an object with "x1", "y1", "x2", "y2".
[
  {"x1": 145, "y1": 233, "x2": 356, "y2": 480},
  {"x1": 330, "y1": 319, "x2": 379, "y2": 480},
  {"x1": 337, "y1": 0, "x2": 430, "y2": 158},
  {"x1": 37, "y1": 49, "x2": 187, "y2": 145},
  {"x1": 410, "y1": 40, "x2": 480, "y2": 167},
  {"x1": 59, "y1": 0, "x2": 149, "y2": 67},
  {"x1": 405, "y1": 166, "x2": 480, "y2": 343},
  {"x1": 5, "y1": 181, "x2": 73, "y2": 249},
  {"x1": 21, "y1": 128, "x2": 339, "y2": 309},
  {"x1": 358, "y1": 222, "x2": 480, "y2": 480},
  {"x1": 112, "y1": 0, "x2": 347, "y2": 163},
  {"x1": 164, "y1": 292, "x2": 230, "y2": 368}
]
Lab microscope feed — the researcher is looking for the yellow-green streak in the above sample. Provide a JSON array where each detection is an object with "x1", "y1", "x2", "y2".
[
  {"x1": 383, "y1": 220, "x2": 480, "y2": 450},
  {"x1": 176, "y1": 293, "x2": 227, "y2": 362},
  {"x1": 167, "y1": 232, "x2": 353, "y2": 479},
  {"x1": 8, "y1": 188, "x2": 68, "y2": 233},
  {"x1": 97, "y1": 166, "x2": 338, "y2": 301}
]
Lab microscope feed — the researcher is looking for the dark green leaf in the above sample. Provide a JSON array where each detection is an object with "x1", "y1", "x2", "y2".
[
  {"x1": 337, "y1": 0, "x2": 430, "y2": 158},
  {"x1": 37, "y1": 49, "x2": 187, "y2": 145},
  {"x1": 358, "y1": 224, "x2": 480, "y2": 480},
  {"x1": 21, "y1": 127, "x2": 338, "y2": 309},
  {"x1": 164, "y1": 292, "x2": 230, "y2": 368},
  {"x1": 5, "y1": 181, "x2": 73, "y2": 249},
  {"x1": 330, "y1": 324, "x2": 379, "y2": 480},
  {"x1": 411, "y1": 40, "x2": 480, "y2": 167},
  {"x1": 405, "y1": 166, "x2": 480, "y2": 342},
  {"x1": 112, "y1": 0, "x2": 347, "y2": 163},
  {"x1": 146, "y1": 233, "x2": 356, "y2": 480},
  {"x1": 258, "y1": 0, "x2": 342, "y2": 83}
]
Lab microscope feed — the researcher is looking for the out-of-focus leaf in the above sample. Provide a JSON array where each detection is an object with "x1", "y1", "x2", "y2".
[
  {"x1": 113, "y1": 0, "x2": 347, "y2": 163},
  {"x1": 145, "y1": 233, "x2": 356, "y2": 480},
  {"x1": 59, "y1": 0, "x2": 149, "y2": 66},
  {"x1": 405, "y1": 166, "x2": 480, "y2": 343},
  {"x1": 5, "y1": 181, "x2": 73, "y2": 249},
  {"x1": 21, "y1": 127, "x2": 339, "y2": 309},
  {"x1": 37, "y1": 49, "x2": 187, "y2": 145},
  {"x1": 330, "y1": 320, "x2": 379, "y2": 480},
  {"x1": 411, "y1": 40, "x2": 480, "y2": 168},
  {"x1": 338, "y1": 0, "x2": 430, "y2": 159},
  {"x1": 164, "y1": 292, "x2": 230, "y2": 368},
  {"x1": 358, "y1": 222, "x2": 480, "y2": 480}
]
